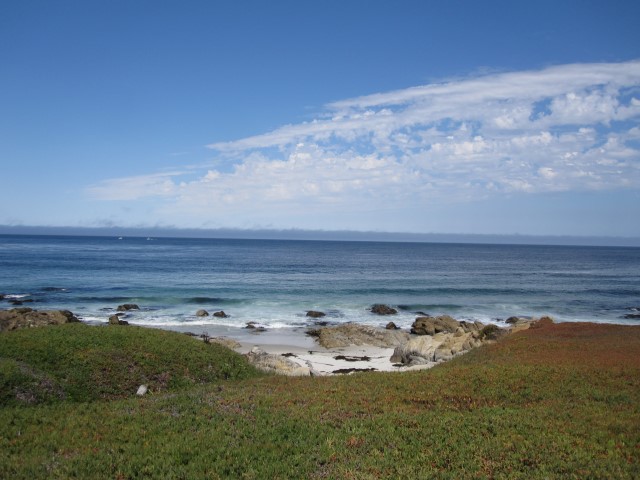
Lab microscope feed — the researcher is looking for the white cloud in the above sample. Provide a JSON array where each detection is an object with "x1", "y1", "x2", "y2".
[{"x1": 86, "y1": 61, "x2": 640, "y2": 229}]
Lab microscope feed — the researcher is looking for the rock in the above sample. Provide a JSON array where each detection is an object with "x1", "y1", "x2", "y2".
[
  {"x1": 385, "y1": 322, "x2": 399, "y2": 330},
  {"x1": 136, "y1": 385, "x2": 148, "y2": 396},
  {"x1": 392, "y1": 329, "x2": 483, "y2": 366},
  {"x1": 245, "y1": 322, "x2": 266, "y2": 332},
  {"x1": 212, "y1": 311, "x2": 229, "y2": 318},
  {"x1": 0, "y1": 308, "x2": 80, "y2": 332},
  {"x1": 370, "y1": 304, "x2": 398, "y2": 315},
  {"x1": 411, "y1": 315, "x2": 460, "y2": 335},
  {"x1": 195, "y1": 309, "x2": 209, "y2": 317},
  {"x1": 529, "y1": 316, "x2": 554, "y2": 329},
  {"x1": 245, "y1": 347, "x2": 311, "y2": 376},
  {"x1": 505, "y1": 316, "x2": 522, "y2": 324},
  {"x1": 310, "y1": 323, "x2": 409, "y2": 349},
  {"x1": 108, "y1": 314, "x2": 129, "y2": 326},
  {"x1": 479, "y1": 324, "x2": 506, "y2": 340},
  {"x1": 306, "y1": 310, "x2": 326, "y2": 318},
  {"x1": 117, "y1": 304, "x2": 139, "y2": 312},
  {"x1": 623, "y1": 313, "x2": 640, "y2": 319}
]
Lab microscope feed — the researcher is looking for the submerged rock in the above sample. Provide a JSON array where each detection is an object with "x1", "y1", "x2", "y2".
[
  {"x1": 306, "y1": 310, "x2": 326, "y2": 318},
  {"x1": 370, "y1": 304, "x2": 398, "y2": 315},
  {"x1": 195, "y1": 309, "x2": 209, "y2": 317},
  {"x1": 117, "y1": 303, "x2": 139, "y2": 312},
  {"x1": 0, "y1": 308, "x2": 80, "y2": 332},
  {"x1": 213, "y1": 311, "x2": 229, "y2": 318}
]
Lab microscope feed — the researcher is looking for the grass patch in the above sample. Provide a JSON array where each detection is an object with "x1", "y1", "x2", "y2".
[
  {"x1": 1, "y1": 321, "x2": 639, "y2": 478},
  {"x1": 0, "y1": 324, "x2": 262, "y2": 405}
]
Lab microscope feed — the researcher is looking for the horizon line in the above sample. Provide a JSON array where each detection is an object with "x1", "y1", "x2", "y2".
[{"x1": 1, "y1": 224, "x2": 639, "y2": 248}]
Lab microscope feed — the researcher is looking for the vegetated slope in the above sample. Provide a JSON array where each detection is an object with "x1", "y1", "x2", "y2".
[
  {"x1": 0, "y1": 323, "x2": 261, "y2": 405},
  {"x1": 1, "y1": 321, "x2": 639, "y2": 479}
]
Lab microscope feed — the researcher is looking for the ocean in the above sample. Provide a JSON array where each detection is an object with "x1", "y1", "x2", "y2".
[{"x1": 1, "y1": 235, "x2": 639, "y2": 335}]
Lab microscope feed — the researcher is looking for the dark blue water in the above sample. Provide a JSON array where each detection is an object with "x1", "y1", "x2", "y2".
[{"x1": 1, "y1": 235, "x2": 639, "y2": 331}]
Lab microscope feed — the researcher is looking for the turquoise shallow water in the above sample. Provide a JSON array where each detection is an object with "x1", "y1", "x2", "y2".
[{"x1": 1, "y1": 234, "x2": 639, "y2": 333}]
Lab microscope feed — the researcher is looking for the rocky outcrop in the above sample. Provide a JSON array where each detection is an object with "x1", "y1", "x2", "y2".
[
  {"x1": 117, "y1": 304, "x2": 139, "y2": 312},
  {"x1": 195, "y1": 309, "x2": 209, "y2": 317},
  {"x1": 245, "y1": 347, "x2": 311, "y2": 376},
  {"x1": 385, "y1": 322, "x2": 399, "y2": 330},
  {"x1": 308, "y1": 323, "x2": 409, "y2": 349},
  {"x1": 0, "y1": 308, "x2": 80, "y2": 332},
  {"x1": 370, "y1": 304, "x2": 398, "y2": 315},
  {"x1": 410, "y1": 315, "x2": 461, "y2": 335},
  {"x1": 212, "y1": 311, "x2": 229, "y2": 318},
  {"x1": 391, "y1": 327, "x2": 485, "y2": 366},
  {"x1": 306, "y1": 310, "x2": 326, "y2": 318},
  {"x1": 108, "y1": 314, "x2": 129, "y2": 326}
]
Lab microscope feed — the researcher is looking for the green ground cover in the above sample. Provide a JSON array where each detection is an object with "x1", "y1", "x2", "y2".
[{"x1": 1, "y1": 321, "x2": 639, "y2": 479}]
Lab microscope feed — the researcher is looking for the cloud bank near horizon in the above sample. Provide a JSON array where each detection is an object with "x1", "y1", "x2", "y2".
[{"x1": 87, "y1": 61, "x2": 640, "y2": 230}]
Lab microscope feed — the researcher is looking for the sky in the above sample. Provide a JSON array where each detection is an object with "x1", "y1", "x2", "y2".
[{"x1": 1, "y1": 0, "x2": 640, "y2": 239}]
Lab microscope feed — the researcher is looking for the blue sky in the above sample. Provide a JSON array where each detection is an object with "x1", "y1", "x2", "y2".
[{"x1": 1, "y1": 0, "x2": 640, "y2": 238}]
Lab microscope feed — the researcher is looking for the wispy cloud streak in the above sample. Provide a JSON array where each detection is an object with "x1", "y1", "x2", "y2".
[{"x1": 87, "y1": 61, "x2": 640, "y2": 229}]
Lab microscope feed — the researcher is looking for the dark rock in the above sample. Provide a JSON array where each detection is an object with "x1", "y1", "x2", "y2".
[
  {"x1": 479, "y1": 324, "x2": 505, "y2": 340},
  {"x1": 10, "y1": 300, "x2": 23, "y2": 305},
  {"x1": 117, "y1": 304, "x2": 139, "y2": 312},
  {"x1": 245, "y1": 322, "x2": 266, "y2": 332},
  {"x1": 411, "y1": 315, "x2": 460, "y2": 335},
  {"x1": 370, "y1": 304, "x2": 398, "y2": 315},
  {"x1": 213, "y1": 311, "x2": 229, "y2": 318},
  {"x1": 623, "y1": 313, "x2": 640, "y2": 319},
  {"x1": 306, "y1": 310, "x2": 326, "y2": 318},
  {"x1": 505, "y1": 316, "x2": 522, "y2": 324},
  {"x1": 334, "y1": 355, "x2": 371, "y2": 362},
  {"x1": 108, "y1": 315, "x2": 129, "y2": 326},
  {"x1": 0, "y1": 308, "x2": 80, "y2": 332},
  {"x1": 385, "y1": 322, "x2": 399, "y2": 330},
  {"x1": 195, "y1": 309, "x2": 209, "y2": 317},
  {"x1": 332, "y1": 367, "x2": 376, "y2": 375},
  {"x1": 0, "y1": 294, "x2": 5, "y2": 301}
]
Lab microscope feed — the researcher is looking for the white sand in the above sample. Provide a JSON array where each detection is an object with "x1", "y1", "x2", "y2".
[{"x1": 235, "y1": 336, "x2": 434, "y2": 375}]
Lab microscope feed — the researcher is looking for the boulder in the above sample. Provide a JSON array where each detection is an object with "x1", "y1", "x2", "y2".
[
  {"x1": 310, "y1": 323, "x2": 409, "y2": 349},
  {"x1": 392, "y1": 330, "x2": 482, "y2": 366},
  {"x1": 212, "y1": 311, "x2": 229, "y2": 318},
  {"x1": 0, "y1": 308, "x2": 80, "y2": 332},
  {"x1": 195, "y1": 309, "x2": 209, "y2": 317},
  {"x1": 479, "y1": 324, "x2": 507, "y2": 340},
  {"x1": 117, "y1": 304, "x2": 139, "y2": 312},
  {"x1": 370, "y1": 304, "x2": 398, "y2": 315},
  {"x1": 385, "y1": 322, "x2": 399, "y2": 330},
  {"x1": 136, "y1": 385, "x2": 148, "y2": 396},
  {"x1": 245, "y1": 322, "x2": 266, "y2": 332},
  {"x1": 306, "y1": 310, "x2": 326, "y2": 318},
  {"x1": 108, "y1": 315, "x2": 129, "y2": 326},
  {"x1": 411, "y1": 315, "x2": 460, "y2": 335},
  {"x1": 245, "y1": 347, "x2": 311, "y2": 376}
]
